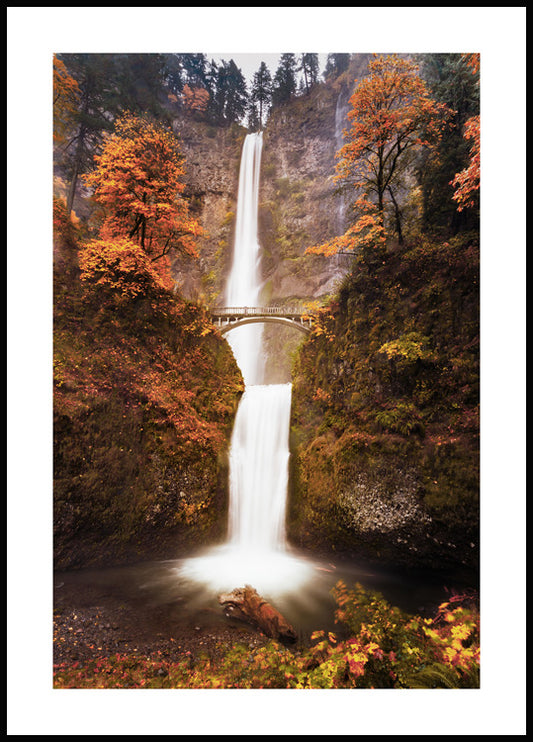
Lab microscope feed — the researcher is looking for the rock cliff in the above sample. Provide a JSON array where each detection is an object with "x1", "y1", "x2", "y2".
[{"x1": 170, "y1": 77, "x2": 357, "y2": 382}]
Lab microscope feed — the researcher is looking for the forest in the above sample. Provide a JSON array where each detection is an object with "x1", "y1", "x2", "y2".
[{"x1": 5, "y1": 8, "x2": 528, "y2": 734}]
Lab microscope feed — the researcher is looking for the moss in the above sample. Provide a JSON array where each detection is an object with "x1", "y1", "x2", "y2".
[
  {"x1": 53, "y1": 205, "x2": 243, "y2": 569},
  {"x1": 289, "y1": 232, "x2": 479, "y2": 568}
]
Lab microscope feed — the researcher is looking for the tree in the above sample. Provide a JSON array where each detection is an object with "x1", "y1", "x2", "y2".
[
  {"x1": 450, "y1": 115, "x2": 480, "y2": 212},
  {"x1": 83, "y1": 113, "x2": 202, "y2": 270},
  {"x1": 55, "y1": 54, "x2": 169, "y2": 218},
  {"x1": 450, "y1": 54, "x2": 480, "y2": 213},
  {"x1": 56, "y1": 54, "x2": 118, "y2": 216},
  {"x1": 272, "y1": 53, "x2": 298, "y2": 105},
  {"x1": 309, "y1": 55, "x2": 450, "y2": 255},
  {"x1": 417, "y1": 53, "x2": 480, "y2": 233},
  {"x1": 177, "y1": 53, "x2": 209, "y2": 88},
  {"x1": 112, "y1": 53, "x2": 169, "y2": 119},
  {"x1": 162, "y1": 53, "x2": 185, "y2": 98},
  {"x1": 182, "y1": 84, "x2": 210, "y2": 114},
  {"x1": 299, "y1": 53, "x2": 319, "y2": 93},
  {"x1": 250, "y1": 62, "x2": 272, "y2": 127},
  {"x1": 247, "y1": 100, "x2": 261, "y2": 132},
  {"x1": 210, "y1": 59, "x2": 248, "y2": 125},
  {"x1": 53, "y1": 54, "x2": 80, "y2": 146},
  {"x1": 324, "y1": 53, "x2": 350, "y2": 80},
  {"x1": 223, "y1": 60, "x2": 248, "y2": 124}
]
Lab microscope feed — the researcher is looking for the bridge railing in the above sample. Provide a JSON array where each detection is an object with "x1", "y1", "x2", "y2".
[{"x1": 213, "y1": 306, "x2": 306, "y2": 317}]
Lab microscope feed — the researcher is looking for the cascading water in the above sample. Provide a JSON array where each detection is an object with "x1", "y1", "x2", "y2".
[
  {"x1": 227, "y1": 383, "x2": 291, "y2": 553},
  {"x1": 334, "y1": 89, "x2": 349, "y2": 236},
  {"x1": 225, "y1": 132, "x2": 264, "y2": 387},
  {"x1": 178, "y1": 132, "x2": 315, "y2": 596}
]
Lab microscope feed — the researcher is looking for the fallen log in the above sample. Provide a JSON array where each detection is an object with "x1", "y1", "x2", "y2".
[{"x1": 218, "y1": 585, "x2": 296, "y2": 642}]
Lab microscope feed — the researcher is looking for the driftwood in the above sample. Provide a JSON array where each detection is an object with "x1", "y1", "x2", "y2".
[{"x1": 218, "y1": 585, "x2": 296, "y2": 642}]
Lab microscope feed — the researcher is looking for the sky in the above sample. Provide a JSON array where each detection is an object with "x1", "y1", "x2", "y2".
[{"x1": 205, "y1": 52, "x2": 329, "y2": 88}]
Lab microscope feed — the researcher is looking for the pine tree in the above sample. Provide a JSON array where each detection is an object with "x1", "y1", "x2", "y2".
[
  {"x1": 299, "y1": 53, "x2": 319, "y2": 93},
  {"x1": 211, "y1": 59, "x2": 248, "y2": 125},
  {"x1": 162, "y1": 53, "x2": 185, "y2": 98},
  {"x1": 55, "y1": 54, "x2": 169, "y2": 217},
  {"x1": 247, "y1": 100, "x2": 261, "y2": 132},
  {"x1": 251, "y1": 61, "x2": 272, "y2": 127},
  {"x1": 176, "y1": 53, "x2": 209, "y2": 88},
  {"x1": 324, "y1": 53, "x2": 350, "y2": 80},
  {"x1": 56, "y1": 54, "x2": 118, "y2": 217},
  {"x1": 272, "y1": 53, "x2": 297, "y2": 105}
]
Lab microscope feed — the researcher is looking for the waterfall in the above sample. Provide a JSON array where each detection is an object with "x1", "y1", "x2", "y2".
[
  {"x1": 227, "y1": 383, "x2": 291, "y2": 553},
  {"x1": 178, "y1": 132, "x2": 314, "y2": 596},
  {"x1": 225, "y1": 131, "x2": 264, "y2": 386},
  {"x1": 334, "y1": 89, "x2": 350, "y2": 236}
]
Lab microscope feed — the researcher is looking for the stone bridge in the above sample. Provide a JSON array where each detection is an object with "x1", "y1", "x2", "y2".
[{"x1": 211, "y1": 306, "x2": 312, "y2": 335}]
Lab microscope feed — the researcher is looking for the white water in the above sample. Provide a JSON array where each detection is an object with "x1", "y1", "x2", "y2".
[
  {"x1": 334, "y1": 89, "x2": 350, "y2": 236},
  {"x1": 227, "y1": 383, "x2": 291, "y2": 552},
  {"x1": 179, "y1": 132, "x2": 315, "y2": 596},
  {"x1": 225, "y1": 131, "x2": 264, "y2": 386}
]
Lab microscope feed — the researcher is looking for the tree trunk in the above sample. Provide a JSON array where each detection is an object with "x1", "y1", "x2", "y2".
[
  {"x1": 388, "y1": 185, "x2": 404, "y2": 244},
  {"x1": 218, "y1": 585, "x2": 296, "y2": 641},
  {"x1": 66, "y1": 123, "x2": 86, "y2": 218}
]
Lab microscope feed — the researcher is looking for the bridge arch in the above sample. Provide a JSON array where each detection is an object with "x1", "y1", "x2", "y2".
[
  {"x1": 211, "y1": 307, "x2": 312, "y2": 336},
  {"x1": 217, "y1": 315, "x2": 310, "y2": 336}
]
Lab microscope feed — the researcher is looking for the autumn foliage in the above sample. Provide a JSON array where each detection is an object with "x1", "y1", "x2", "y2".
[
  {"x1": 182, "y1": 84, "x2": 210, "y2": 113},
  {"x1": 308, "y1": 55, "x2": 451, "y2": 256},
  {"x1": 79, "y1": 236, "x2": 174, "y2": 300},
  {"x1": 83, "y1": 113, "x2": 202, "y2": 265},
  {"x1": 53, "y1": 54, "x2": 80, "y2": 145},
  {"x1": 450, "y1": 54, "x2": 480, "y2": 212},
  {"x1": 53, "y1": 581, "x2": 479, "y2": 689},
  {"x1": 450, "y1": 115, "x2": 480, "y2": 211}
]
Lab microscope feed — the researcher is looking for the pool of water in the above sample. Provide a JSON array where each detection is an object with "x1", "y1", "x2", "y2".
[{"x1": 54, "y1": 546, "x2": 478, "y2": 641}]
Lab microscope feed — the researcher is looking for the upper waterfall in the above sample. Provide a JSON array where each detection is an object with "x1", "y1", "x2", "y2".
[{"x1": 225, "y1": 132, "x2": 264, "y2": 386}]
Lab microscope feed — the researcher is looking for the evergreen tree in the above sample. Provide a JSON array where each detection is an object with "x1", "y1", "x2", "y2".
[
  {"x1": 247, "y1": 100, "x2": 261, "y2": 132},
  {"x1": 205, "y1": 58, "x2": 219, "y2": 99},
  {"x1": 417, "y1": 53, "x2": 480, "y2": 235},
  {"x1": 299, "y1": 53, "x2": 319, "y2": 93},
  {"x1": 251, "y1": 61, "x2": 272, "y2": 127},
  {"x1": 324, "y1": 53, "x2": 350, "y2": 79},
  {"x1": 272, "y1": 53, "x2": 297, "y2": 105},
  {"x1": 55, "y1": 54, "x2": 119, "y2": 216},
  {"x1": 212, "y1": 59, "x2": 248, "y2": 125},
  {"x1": 225, "y1": 60, "x2": 248, "y2": 124},
  {"x1": 176, "y1": 53, "x2": 209, "y2": 88},
  {"x1": 162, "y1": 53, "x2": 185, "y2": 97},
  {"x1": 113, "y1": 53, "x2": 168, "y2": 119}
]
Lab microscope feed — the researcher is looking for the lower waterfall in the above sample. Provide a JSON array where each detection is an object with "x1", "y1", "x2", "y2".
[{"x1": 227, "y1": 383, "x2": 292, "y2": 553}]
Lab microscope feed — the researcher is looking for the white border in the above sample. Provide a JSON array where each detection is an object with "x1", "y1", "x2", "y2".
[{"x1": 7, "y1": 6, "x2": 526, "y2": 736}]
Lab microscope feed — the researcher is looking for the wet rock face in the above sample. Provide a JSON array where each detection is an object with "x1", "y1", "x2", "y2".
[
  {"x1": 170, "y1": 83, "x2": 352, "y2": 308},
  {"x1": 288, "y1": 435, "x2": 479, "y2": 573},
  {"x1": 170, "y1": 117, "x2": 245, "y2": 305},
  {"x1": 337, "y1": 472, "x2": 431, "y2": 534},
  {"x1": 259, "y1": 86, "x2": 348, "y2": 305}
]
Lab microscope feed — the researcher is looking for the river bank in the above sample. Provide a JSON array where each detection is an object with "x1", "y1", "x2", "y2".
[{"x1": 53, "y1": 567, "x2": 271, "y2": 671}]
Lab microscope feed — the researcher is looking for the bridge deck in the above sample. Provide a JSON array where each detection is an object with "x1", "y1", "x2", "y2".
[{"x1": 213, "y1": 306, "x2": 306, "y2": 317}]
